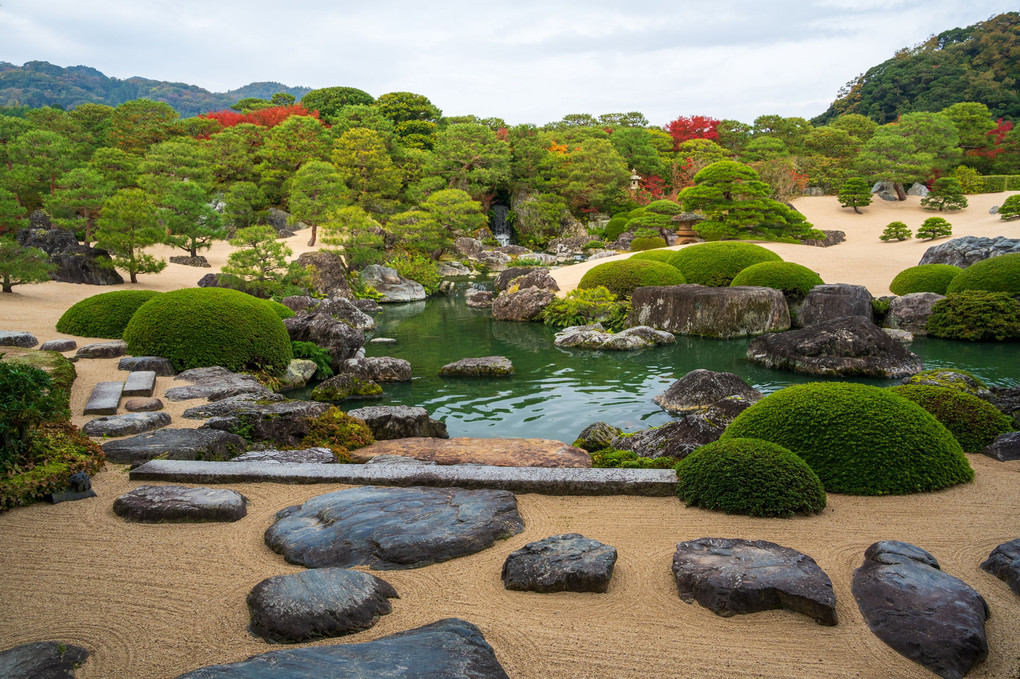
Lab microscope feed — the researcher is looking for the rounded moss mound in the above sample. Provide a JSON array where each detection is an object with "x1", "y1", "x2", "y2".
[
  {"x1": 630, "y1": 236, "x2": 667, "y2": 251},
  {"x1": 926, "y1": 291, "x2": 1020, "y2": 341},
  {"x1": 122, "y1": 287, "x2": 293, "y2": 375},
  {"x1": 675, "y1": 438, "x2": 826, "y2": 517},
  {"x1": 667, "y1": 242, "x2": 783, "y2": 286},
  {"x1": 629, "y1": 250, "x2": 677, "y2": 265},
  {"x1": 264, "y1": 299, "x2": 295, "y2": 319},
  {"x1": 604, "y1": 217, "x2": 630, "y2": 241},
  {"x1": 577, "y1": 259, "x2": 686, "y2": 298},
  {"x1": 729, "y1": 261, "x2": 824, "y2": 301},
  {"x1": 889, "y1": 264, "x2": 962, "y2": 296},
  {"x1": 946, "y1": 253, "x2": 1020, "y2": 295},
  {"x1": 55, "y1": 290, "x2": 162, "y2": 339},
  {"x1": 889, "y1": 385, "x2": 1014, "y2": 453},
  {"x1": 722, "y1": 382, "x2": 973, "y2": 495}
]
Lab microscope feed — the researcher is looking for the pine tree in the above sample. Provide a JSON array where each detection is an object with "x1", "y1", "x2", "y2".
[
  {"x1": 0, "y1": 236, "x2": 55, "y2": 292},
  {"x1": 879, "y1": 221, "x2": 912, "y2": 241},
  {"x1": 921, "y1": 177, "x2": 968, "y2": 211},
  {"x1": 221, "y1": 225, "x2": 292, "y2": 296},
  {"x1": 94, "y1": 188, "x2": 167, "y2": 283},
  {"x1": 837, "y1": 177, "x2": 873, "y2": 214},
  {"x1": 916, "y1": 217, "x2": 953, "y2": 240}
]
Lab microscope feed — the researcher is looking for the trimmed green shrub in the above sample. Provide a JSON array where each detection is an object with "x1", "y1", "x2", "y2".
[
  {"x1": 55, "y1": 290, "x2": 161, "y2": 339},
  {"x1": 916, "y1": 216, "x2": 952, "y2": 240},
  {"x1": 630, "y1": 236, "x2": 667, "y2": 251},
  {"x1": 582, "y1": 240, "x2": 605, "y2": 250},
  {"x1": 644, "y1": 199, "x2": 684, "y2": 215},
  {"x1": 920, "y1": 177, "x2": 968, "y2": 211},
  {"x1": 837, "y1": 177, "x2": 872, "y2": 213},
  {"x1": 577, "y1": 259, "x2": 686, "y2": 298},
  {"x1": 0, "y1": 362, "x2": 69, "y2": 472},
  {"x1": 977, "y1": 175, "x2": 1020, "y2": 193},
  {"x1": 301, "y1": 407, "x2": 375, "y2": 463},
  {"x1": 1, "y1": 422, "x2": 105, "y2": 511},
  {"x1": 880, "y1": 221, "x2": 911, "y2": 241},
  {"x1": 540, "y1": 286, "x2": 630, "y2": 331},
  {"x1": 667, "y1": 242, "x2": 782, "y2": 286},
  {"x1": 889, "y1": 385, "x2": 1014, "y2": 453},
  {"x1": 729, "y1": 261, "x2": 824, "y2": 302},
  {"x1": 722, "y1": 382, "x2": 973, "y2": 495},
  {"x1": 264, "y1": 299, "x2": 296, "y2": 319},
  {"x1": 122, "y1": 287, "x2": 294, "y2": 375},
  {"x1": 291, "y1": 341, "x2": 334, "y2": 379},
  {"x1": 926, "y1": 291, "x2": 1020, "y2": 341},
  {"x1": 604, "y1": 217, "x2": 630, "y2": 241},
  {"x1": 629, "y1": 250, "x2": 677, "y2": 265},
  {"x1": 999, "y1": 195, "x2": 1020, "y2": 220},
  {"x1": 946, "y1": 253, "x2": 1020, "y2": 295},
  {"x1": 589, "y1": 448, "x2": 678, "y2": 469},
  {"x1": 888, "y1": 264, "x2": 962, "y2": 296},
  {"x1": 675, "y1": 438, "x2": 827, "y2": 517}
]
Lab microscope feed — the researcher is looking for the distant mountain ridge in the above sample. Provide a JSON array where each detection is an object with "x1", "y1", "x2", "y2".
[{"x1": 0, "y1": 61, "x2": 312, "y2": 117}]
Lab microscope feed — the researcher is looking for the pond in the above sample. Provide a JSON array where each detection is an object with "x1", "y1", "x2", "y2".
[{"x1": 315, "y1": 292, "x2": 1020, "y2": 442}]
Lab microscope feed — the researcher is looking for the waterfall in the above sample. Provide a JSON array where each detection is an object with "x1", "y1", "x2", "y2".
[{"x1": 490, "y1": 204, "x2": 512, "y2": 246}]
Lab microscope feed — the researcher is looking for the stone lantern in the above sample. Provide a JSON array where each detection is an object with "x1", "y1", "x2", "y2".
[{"x1": 630, "y1": 169, "x2": 641, "y2": 192}]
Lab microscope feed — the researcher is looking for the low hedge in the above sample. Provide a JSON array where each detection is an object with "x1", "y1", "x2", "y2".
[
  {"x1": 577, "y1": 259, "x2": 687, "y2": 298},
  {"x1": 977, "y1": 175, "x2": 1020, "y2": 193},
  {"x1": 667, "y1": 242, "x2": 782, "y2": 286},
  {"x1": 122, "y1": 287, "x2": 294, "y2": 375},
  {"x1": 722, "y1": 382, "x2": 973, "y2": 495},
  {"x1": 889, "y1": 385, "x2": 1014, "y2": 453},
  {"x1": 946, "y1": 253, "x2": 1020, "y2": 296},
  {"x1": 55, "y1": 290, "x2": 162, "y2": 339},
  {"x1": 675, "y1": 438, "x2": 827, "y2": 517},
  {"x1": 926, "y1": 291, "x2": 1020, "y2": 341},
  {"x1": 729, "y1": 261, "x2": 824, "y2": 301},
  {"x1": 888, "y1": 264, "x2": 962, "y2": 296}
]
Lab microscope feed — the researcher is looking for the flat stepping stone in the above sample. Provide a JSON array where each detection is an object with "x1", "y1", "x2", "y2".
[
  {"x1": 265, "y1": 485, "x2": 524, "y2": 570},
  {"x1": 439, "y1": 356, "x2": 514, "y2": 377},
  {"x1": 39, "y1": 339, "x2": 76, "y2": 352},
  {"x1": 232, "y1": 447, "x2": 336, "y2": 464},
  {"x1": 124, "y1": 397, "x2": 163, "y2": 412},
  {"x1": 0, "y1": 641, "x2": 90, "y2": 678},
  {"x1": 672, "y1": 537, "x2": 837, "y2": 625},
  {"x1": 118, "y1": 355, "x2": 175, "y2": 375},
  {"x1": 0, "y1": 331, "x2": 38, "y2": 348},
  {"x1": 502, "y1": 533, "x2": 617, "y2": 593},
  {"x1": 350, "y1": 437, "x2": 590, "y2": 468},
  {"x1": 174, "y1": 618, "x2": 509, "y2": 678},
  {"x1": 981, "y1": 431, "x2": 1020, "y2": 461},
  {"x1": 122, "y1": 370, "x2": 156, "y2": 397},
  {"x1": 113, "y1": 484, "x2": 247, "y2": 522},
  {"x1": 102, "y1": 428, "x2": 246, "y2": 465},
  {"x1": 980, "y1": 538, "x2": 1020, "y2": 597},
  {"x1": 83, "y1": 381, "x2": 123, "y2": 415},
  {"x1": 247, "y1": 568, "x2": 398, "y2": 643},
  {"x1": 82, "y1": 411, "x2": 171, "y2": 437},
  {"x1": 75, "y1": 340, "x2": 127, "y2": 359},
  {"x1": 853, "y1": 540, "x2": 989, "y2": 679},
  {"x1": 164, "y1": 366, "x2": 273, "y2": 401}
]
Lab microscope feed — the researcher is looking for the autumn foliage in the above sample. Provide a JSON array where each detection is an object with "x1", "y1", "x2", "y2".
[
  {"x1": 200, "y1": 105, "x2": 321, "y2": 131},
  {"x1": 665, "y1": 115, "x2": 720, "y2": 150}
]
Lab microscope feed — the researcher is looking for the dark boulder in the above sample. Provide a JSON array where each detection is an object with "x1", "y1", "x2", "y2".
[
  {"x1": 439, "y1": 356, "x2": 514, "y2": 377},
  {"x1": 515, "y1": 269, "x2": 560, "y2": 291},
  {"x1": 653, "y1": 369, "x2": 762, "y2": 413},
  {"x1": 74, "y1": 340, "x2": 126, "y2": 359},
  {"x1": 886, "y1": 292, "x2": 944, "y2": 335},
  {"x1": 802, "y1": 230, "x2": 846, "y2": 247},
  {"x1": 981, "y1": 431, "x2": 1020, "y2": 461},
  {"x1": 491, "y1": 287, "x2": 556, "y2": 321},
  {"x1": 311, "y1": 297, "x2": 376, "y2": 330},
  {"x1": 262, "y1": 207, "x2": 297, "y2": 237},
  {"x1": 628, "y1": 285, "x2": 790, "y2": 339},
  {"x1": 39, "y1": 339, "x2": 76, "y2": 352},
  {"x1": 501, "y1": 533, "x2": 617, "y2": 593},
  {"x1": 82, "y1": 412, "x2": 171, "y2": 438},
  {"x1": 113, "y1": 485, "x2": 248, "y2": 522},
  {"x1": 493, "y1": 266, "x2": 536, "y2": 292},
  {"x1": 919, "y1": 236, "x2": 1020, "y2": 268},
  {"x1": 185, "y1": 396, "x2": 332, "y2": 447},
  {"x1": 280, "y1": 295, "x2": 317, "y2": 313},
  {"x1": 195, "y1": 272, "x2": 268, "y2": 298},
  {"x1": 0, "y1": 641, "x2": 90, "y2": 679},
  {"x1": 284, "y1": 312, "x2": 365, "y2": 373},
  {"x1": 346, "y1": 405, "x2": 448, "y2": 440},
  {"x1": 118, "y1": 356, "x2": 175, "y2": 376},
  {"x1": 980, "y1": 539, "x2": 1020, "y2": 597},
  {"x1": 169, "y1": 255, "x2": 210, "y2": 268},
  {"x1": 339, "y1": 356, "x2": 411, "y2": 382},
  {"x1": 102, "y1": 428, "x2": 246, "y2": 464},
  {"x1": 124, "y1": 397, "x2": 164, "y2": 412},
  {"x1": 991, "y1": 386, "x2": 1020, "y2": 428},
  {"x1": 573, "y1": 421, "x2": 624, "y2": 452},
  {"x1": 852, "y1": 540, "x2": 989, "y2": 679},
  {"x1": 613, "y1": 396, "x2": 756, "y2": 460},
  {"x1": 0, "y1": 331, "x2": 37, "y2": 348},
  {"x1": 796, "y1": 283, "x2": 872, "y2": 327},
  {"x1": 295, "y1": 250, "x2": 352, "y2": 298},
  {"x1": 16, "y1": 227, "x2": 123, "y2": 285},
  {"x1": 164, "y1": 366, "x2": 273, "y2": 402}
]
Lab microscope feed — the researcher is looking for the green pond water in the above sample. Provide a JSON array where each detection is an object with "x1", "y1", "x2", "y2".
[{"x1": 312, "y1": 293, "x2": 1020, "y2": 442}]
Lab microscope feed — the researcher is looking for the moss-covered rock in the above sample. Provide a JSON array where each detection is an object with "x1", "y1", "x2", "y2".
[
  {"x1": 310, "y1": 373, "x2": 384, "y2": 401},
  {"x1": 946, "y1": 252, "x2": 1020, "y2": 295},
  {"x1": 578, "y1": 259, "x2": 686, "y2": 298},
  {"x1": 56, "y1": 290, "x2": 162, "y2": 339},
  {"x1": 667, "y1": 242, "x2": 782, "y2": 287},
  {"x1": 900, "y1": 369, "x2": 992, "y2": 398},
  {"x1": 300, "y1": 406, "x2": 375, "y2": 462},
  {"x1": 889, "y1": 385, "x2": 1014, "y2": 453},
  {"x1": 889, "y1": 264, "x2": 962, "y2": 296},
  {"x1": 1, "y1": 422, "x2": 104, "y2": 510}
]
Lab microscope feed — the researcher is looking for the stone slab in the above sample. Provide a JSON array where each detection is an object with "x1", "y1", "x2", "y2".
[
  {"x1": 83, "y1": 381, "x2": 123, "y2": 415},
  {"x1": 122, "y1": 370, "x2": 157, "y2": 397},
  {"x1": 75, "y1": 340, "x2": 127, "y2": 359},
  {"x1": 0, "y1": 331, "x2": 38, "y2": 348},
  {"x1": 39, "y1": 339, "x2": 77, "y2": 352},
  {"x1": 0, "y1": 641, "x2": 90, "y2": 678},
  {"x1": 118, "y1": 356, "x2": 175, "y2": 376},
  {"x1": 82, "y1": 411, "x2": 171, "y2": 437},
  {"x1": 349, "y1": 437, "x2": 590, "y2": 467},
  {"x1": 129, "y1": 460, "x2": 678, "y2": 496}
]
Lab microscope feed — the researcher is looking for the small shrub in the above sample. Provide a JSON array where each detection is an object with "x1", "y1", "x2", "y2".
[
  {"x1": 837, "y1": 177, "x2": 872, "y2": 213},
  {"x1": 290, "y1": 341, "x2": 334, "y2": 379},
  {"x1": 589, "y1": 448, "x2": 678, "y2": 469},
  {"x1": 604, "y1": 217, "x2": 630, "y2": 241},
  {"x1": 722, "y1": 382, "x2": 973, "y2": 495},
  {"x1": 888, "y1": 264, "x2": 962, "y2": 296},
  {"x1": 675, "y1": 438, "x2": 826, "y2": 517},
  {"x1": 999, "y1": 195, "x2": 1020, "y2": 221},
  {"x1": 630, "y1": 236, "x2": 667, "y2": 251},
  {"x1": 889, "y1": 385, "x2": 1014, "y2": 453},
  {"x1": 1, "y1": 422, "x2": 105, "y2": 511},
  {"x1": 55, "y1": 290, "x2": 162, "y2": 338},
  {"x1": 871, "y1": 297, "x2": 891, "y2": 324},
  {"x1": 926, "y1": 291, "x2": 1020, "y2": 341},
  {"x1": 946, "y1": 253, "x2": 1020, "y2": 296},
  {"x1": 582, "y1": 240, "x2": 605, "y2": 250},
  {"x1": 880, "y1": 221, "x2": 912, "y2": 241},
  {"x1": 920, "y1": 177, "x2": 968, "y2": 211},
  {"x1": 729, "y1": 261, "x2": 824, "y2": 302},
  {"x1": 577, "y1": 259, "x2": 686, "y2": 298},
  {"x1": 644, "y1": 199, "x2": 684, "y2": 216},
  {"x1": 264, "y1": 299, "x2": 296, "y2": 320},
  {"x1": 667, "y1": 242, "x2": 782, "y2": 287},
  {"x1": 0, "y1": 362, "x2": 69, "y2": 473},
  {"x1": 541, "y1": 286, "x2": 631, "y2": 331},
  {"x1": 916, "y1": 216, "x2": 952, "y2": 240},
  {"x1": 300, "y1": 407, "x2": 375, "y2": 462},
  {"x1": 387, "y1": 252, "x2": 441, "y2": 295}
]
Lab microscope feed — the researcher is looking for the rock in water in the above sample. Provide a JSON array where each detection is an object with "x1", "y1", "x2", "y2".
[
  {"x1": 796, "y1": 283, "x2": 873, "y2": 327},
  {"x1": 628, "y1": 285, "x2": 790, "y2": 339},
  {"x1": 502, "y1": 533, "x2": 617, "y2": 593},
  {"x1": 247, "y1": 568, "x2": 399, "y2": 643},
  {"x1": 653, "y1": 369, "x2": 762, "y2": 413},
  {"x1": 671, "y1": 537, "x2": 837, "y2": 625},
  {"x1": 439, "y1": 356, "x2": 514, "y2": 377},
  {"x1": 0, "y1": 641, "x2": 90, "y2": 678},
  {"x1": 852, "y1": 541, "x2": 989, "y2": 679},
  {"x1": 265, "y1": 485, "x2": 524, "y2": 570},
  {"x1": 980, "y1": 538, "x2": 1020, "y2": 597},
  {"x1": 174, "y1": 618, "x2": 509, "y2": 678}
]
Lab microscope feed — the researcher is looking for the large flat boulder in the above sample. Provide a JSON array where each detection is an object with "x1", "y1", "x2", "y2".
[
  {"x1": 501, "y1": 533, "x2": 617, "y2": 593},
  {"x1": 980, "y1": 538, "x2": 1020, "y2": 597},
  {"x1": 82, "y1": 411, "x2": 171, "y2": 437},
  {"x1": 164, "y1": 366, "x2": 274, "y2": 402},
  {"x1": 118, "y1": 356, "x2": 175, "y2": 376},
  {"x1": 853, "y1": 541, "x2": 989, "y2": 679},
  {"x1": 232, "y1": 447, "x2": 336, "y2": 464},
  {"x1": 359, "y1": 265, "x2": 427, "y2": 303},
  {"x1": 0, "y1": 641, "x2": 90, "y2": 678},
  {"x1": 339, "y1": 356, "x2": 411, "y2": 382},
  {"x1": 113, "y1": 485, "x2": 247, "y2": 522},
  {"x1": 554, "y1": 324, "x2": 675, "y2": 350},
  {"x1": 345, "y1": 406, "x2": 448, "y2": 440},
  {"x1": 796, "y1": 283, "x2": 873, "y2": 327},
  {"x1": 439, "y1": 356, "x2": 514, "y2": 377},
  {"x1": 265, "y1": 485, "x2": 525, "y2": 569},
  {"x1": 185, "y1": 396, "x2": 332, "y2": 447},
  {"x1": 628, "y1": 285, "x2": 790, "y2": 339},
  {"x1": 349, "y1": 437, "x2": 589, "y2": 468},
  {"x1": 653, "y1": 369, "x2": 762, "y2": 413},
  {"x1": 919, "y1": 236, "x2": 1020, "y2": 268},
  {"x1": 491, "y1": 287, "x2": 556, "y2": 321},
  {"x1": 102, "y1": 428, "x2": 246, "y2": 464}
]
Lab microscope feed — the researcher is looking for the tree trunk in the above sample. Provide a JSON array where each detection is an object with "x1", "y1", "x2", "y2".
[
  {"x1": 307, "y1": 223, "x2": 317, "y2": 247},
  {"x1": 130, "y1": 271, "x2": 138, "y2": 283},
  {"x1": 893, "y1": 183, "x2": 907, "y2": 201},
  {"x1": 853, "y1": 206, "x2": 861, "y2": 214},
  {"x1": 3, "y1": 274, "x2": 12, "y2": 293}
]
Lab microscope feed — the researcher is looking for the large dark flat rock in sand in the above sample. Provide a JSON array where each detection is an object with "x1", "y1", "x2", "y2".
[
  {"x1": 265, "y1": 485, "x2": 524, "y2": 570},
  {"x1": 502, "y1": 533, "x2": 617, "y2": 593},
  {"x1": 102, "y1": 428, "x2": 246, "y2": 464},
  {"x1": 175, "y1": 618, "x2": 509, "y2": 678},
  {"x1": 0, "y1": 641, "x2": 89, "y2": 678},
  {"x1": 113, "y1": 484, "x2": 247, "y2": 523},
  {"x1": 980, "y1": 538, "x2": 1020, "y2": 597}
]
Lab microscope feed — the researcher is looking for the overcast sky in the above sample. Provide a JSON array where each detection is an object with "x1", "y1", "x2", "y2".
[{"x1": 1, "y1": 1, "x2": 1016, "y2": 126}]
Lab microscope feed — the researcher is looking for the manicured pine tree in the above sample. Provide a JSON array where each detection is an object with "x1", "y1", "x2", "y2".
[
  {"x1": 221, "y1": 225, "x2": 293, "y2": 297},
  {"x1": 921, "y1": 177, "x2": 968, "y2": 211},
  {"x1": 916, "y1": 217, "x2": 953, "y2": 241},
  {"x1": 94, "y1": 188, "x2": 167, "y2": 283},
  {"x1": 999, "y1": 195, "x2": 1020, "y2": 221},
  {"x1": 879, "y1": 221, "x2": 912, "y2": 241},
  {"x1": 0, "y1": 235, "x2": 55, "y2": 293},
  {"x1": 43, "y1": 167, "x2": 114, "y2": 246},
  {"x1": 837, "y1": 177, "x2": 873, "y2": 214}
]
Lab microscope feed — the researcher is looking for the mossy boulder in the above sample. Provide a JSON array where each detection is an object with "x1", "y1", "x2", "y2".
[
  {"x1": 667, "y1": 242, "x2": 782, "y2": 287},
  {"x1": 122, "y1": 287, "x2": 294, "y2": 376},
  {"x1": 577, "y1": 259, "x2": 686, "y2": 298},
  {"x1": 889, "y1": 385, "x2": 1014, "y2": 453},
  {"x1": 310, "y1": 374, "x2": 384, "y2": 402},
  {"x1": 946, "y1": 252, "x2": 1020, "y2": 295},
  {"x1": 1, "y1": 423, "x2": 105, "y2": 510},
  {"x1": 889, "y1": 264, "x2": 962, "y2": 296},
  {"x1": 722, "y1": 382, "x2": 973, "y2": 495},
  {"x1": 926, "y1": 291, "x2": 1020, "y2": 341},
  {"x1": 730, "y1": 261, "x2": 824, "y2": 302},
  {"x1": 56, "y1": 290, "x2": 161, "y2": 339},
  {"x1": 900, "y1": 369, "x2": 992, "y2": 399},
  {"x1": 675, "y1": 438, "x2": 826, "y2": 517}
]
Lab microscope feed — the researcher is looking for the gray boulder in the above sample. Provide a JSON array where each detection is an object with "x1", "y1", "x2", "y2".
[
  {"x1": 853, "y1": 540, "x2": 989, "y2": 679},
  {"x1": 628, "y1": 285, "x2": 790, "y2": 339},
  {"x1": 278, "y1": 359, "x2": 318, "y2": 391},
  {"x1": 164, "y1": 366, "x2": 272, "y2": 402},
  {"x1": 613, "y1": 396, "x2": 756, "y2": 460},
  {"x1": 653, "y1": 369, "x2": 762, "y2": 413},
  {"x1": 465, "y1": 288, "x2": 494, "y2": 307},
  {"x1": 474, "y1": 250, "x2": 512, "y2": 272},
  {"x1": 0, "y1": 331, "x2": 38, "y2": 348},
  {"x1": 906, "y1": 182, "x2": 930, "y2": 197},
  {"x1": 514, "y1": 269, "x2": 559, "y2": 291},
  {"x1": 311, "y1": 297, "x2": 376, "y2": 330},
  {"x1": 185, "y1": 397, "x2": 332, "y2": 447},
  {"x1": 0, "y1": 641, "x2": 90, "y2": 679},
  {"x1": 295, "y1": 250, "x2": 352, "y2": 299},
  {"x1": 886, "y1": 292, "x2": 944, "y2": 335},
  {"x1": 359, "y1": 265, "x2": 427, "y2": 303},
  {"x1": 75, "y1": 340, "x2": 126, "y2": 359},
  {"x1": 900, "y1": 369, "x2": 994, "y2": 399},
  {"x1": 439, "y1": 356, "x2": 514, "y2": 377},
  {"x1": 992, "y1": 386, "x2": 1020, "y2": 428},
  {"x1": 82, "y1": 412, "x2": 171, "y2": 437},
  {"x1": 796, "y1": 283, "x2": 873, "y2": 327},
  {"x1": 981, "y1": 431, "x2": 1020, "y2": 462},
  {"x1": 454, "y1": 236, "x2": 485, "y2": 257},
  {"x1": 262, "y1": 207, "x2": 297, "y2": 236},
  {"x1": 124, "y1": 397, "x2": 164, "y2": 412},
  {"x1": 102, "y1": 428, "x2": 246, "y2": 464},
  {"x1": 493, "y1": 267, "x2": 536, "y2": 292},
  {"x1": 169, "y1": 255, "x2": 210, "y2": 268},
  {"x1": 919, "y1": 236, "x2": 1020, "y2": 268},
  {"x1": 39, "y1": 339, "x2": 76, "y2": 352},
  {"x1": 802, "y1": 230, "x2": 846, "y2": 248},
  {"x1": 284, "y1": 312, "x2": 365, "y2": 372},
  {"x1": 265, "y1": 485, "x2": 524, "y2": 569},
  {"x1": 747, "y1": 316, "x2": 923, "y2": 378},
  {"x1": 113, "y1": 485, "x2": 247, "y2": 522},
  {"x1": 340, "y1": 356, "x2": 411, "y2": 382},
  {"x1": 554, "y1": 324, "x2": 675, "y2": 350},
  {"x1": 232, "y1": 447, "x2": 336, "y2": 464},
  {"x1": 248, "y1": 568, "x2": 398, "y2": 643},
  {"x1": 672, "y1": 537, "x2": 837, "y2": 625},
  {"x1": 572, "y1": 421, "x2": 623, "y2": 452},
  {"x1": 118, "y1": 356, "x2": 175, "y2": 376},
  {"x1": 491, "y1": 287, "x2": 556, "y2": 321},
  {"x1": 173, "y1": 618, "x2": 509, "y2": 679},
  {"x1": 501, "y1": 533, "x2": 617, "y2": 593},
  {"x1": 346, "y1": 405, "x2": 449, "y2": 440},
  {"x1": 980, "y1": 539, "x2": 1020, "y2": 597},
  {"x1": 16, "y1": 227, "x2": 124, "y2": 285},
  {"x1": 437, "y1": 261, "x2": 472, "y2": 276}
]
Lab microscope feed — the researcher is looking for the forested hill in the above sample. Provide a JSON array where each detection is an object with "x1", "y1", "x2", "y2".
[
  {"x1": 0, "y1": 61, "x2": 311, "y2": 117},
  {"x1": 814, "y1": 11, "x2": 1019, "y2": 125}
]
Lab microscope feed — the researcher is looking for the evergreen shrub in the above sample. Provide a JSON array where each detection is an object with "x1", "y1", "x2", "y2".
[
  {"x1": 926, "y1": 291, "x2": 1020, "y2": 341},
  {"x1": 722, "y1": 382, "x2": 973, "y2": 495},
  {"x1": 946, "y1": 253, "x2": 1020, "y2": 295},
  {"x1": 729, "y1": 261, "x2": 824, "y2": 301},
  {"x1": 55, "y1": 290, "x2": 161, "y2": 339},
  {"x1": 675, "y1": 438, "x2": 827, "y2": 517},
  {"x1": 541, "y1": 286, "x2": 630, "y2": 331},
  {"x1": 880, "y1": 221, "x2": 911, "y2": 241},
  {"x1": 999, "y1": 195, "x2": 1020, "y2": 220},
  {"x1": 889, "y1": 385, "x2": 1013, "y2": 453},
  {"x1": 630, "y1": 236, "x2": 667, "y2": 251},
  {"x1": 629, "y1": 250, "x2": 676, "y2": 265},
  {"x1": 916, "y1": 216, "x2": 952, "y2": 240},
  {"x1": 888, "y1": 264, "x2": 962, "y2": 296},
  {"x1": 291, "y1": 341, "x2": 334, "y2": 379},
  {"x1": 122, "y1": 287, "x2": 294, "y2": 375},
  {"x1": 666, "y1": 242, "x2": 782, "y2": 286},
  {"x1": 264, "y1": 299, "x2": 295, "y2": 319},
  {"x1": 644, "y1": 200, "x2": 684, "y2": 215},
  {"x1": 577, "y1": 259, "x2": 686, "y2": 298},
  {"x1": 604, "y1": 217, "x2": 630, "y2": 241}
]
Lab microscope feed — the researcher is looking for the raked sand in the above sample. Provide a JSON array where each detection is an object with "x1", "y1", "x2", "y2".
[{"x1": 1, "y1": 194, "x2": 1019, "y2": 678}]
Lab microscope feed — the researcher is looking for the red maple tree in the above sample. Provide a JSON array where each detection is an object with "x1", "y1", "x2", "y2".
[
  {"x1": 665, "y1": 115, "x2": 720, "y2": 150},
  {"x1": 200, "y1": 104, "x2": 321, "y2": 131}
]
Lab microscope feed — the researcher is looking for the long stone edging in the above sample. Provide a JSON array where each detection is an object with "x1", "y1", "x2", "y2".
[{"x1": 128, "y1": 460, "x2": 678, "y2": 497}]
